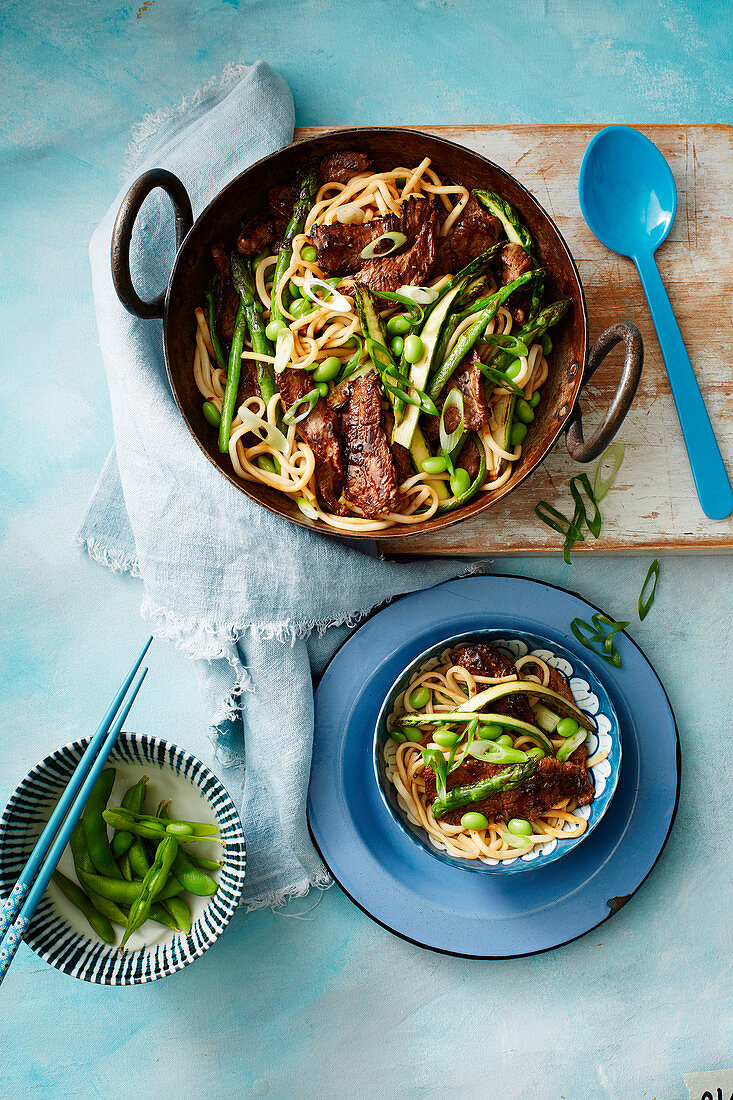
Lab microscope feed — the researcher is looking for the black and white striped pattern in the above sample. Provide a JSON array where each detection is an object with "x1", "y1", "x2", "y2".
[{"x1": 0, "y1": 734, "x2": 246, "y2": 984}]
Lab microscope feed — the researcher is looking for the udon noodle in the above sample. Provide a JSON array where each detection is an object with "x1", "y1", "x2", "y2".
[{"x1": 194, "y1": 156, "x2": 553, "y2": 529}]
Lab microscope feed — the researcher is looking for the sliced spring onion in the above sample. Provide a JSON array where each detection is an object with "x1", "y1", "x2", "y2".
[
  {"x1": 359, "y1": 231, "x2": 407, "y2": 260},
  {"x1": 421, "y1": 747, "x2": 448, "y2": 802},
  {"x1": 556, "y1": 729, "x2": 587, "y2": 763},
  {"x1": 569, "y1": 473, "x2": 602, "y2": 539},
  {"x1": 570, "y1": 613, "x2": 629, "y2": 668},
  {"x1": 535, "y1": 501, "x2": 586, "y2": 565},
  {"x1": 593, "y1": 441, "x2": 625, "y2": 502},
  {"x1": 238, "y1": 404, "x2": 289, "y2": 453},
  {"x1": 439, "y1": 389, "x2": 465, "y2": 455},
  {"x1": 273, "y1": 328, "x2": 294, "y2": 375},
  {"x1": 395, "y1": 285, "x2": 439, "y2": 306},
  {"x1": 335, "y1": 204, "x2": 364, "y2": 225},
  {"x1": 469, "y1": 740, "x2": 528, "y2": 765},
  {"x1": 338, "y1": 334, "x2": 365, "y2": 382},
  {"x1": 300, "y1": 275, "x2": 351, "y2": 314},
  {"x1": 282, "y1": 389, "x2": 319, "y2": 425},
  {"x1": 638, "y1": 559, "x2": 660, "y2": 621},
  {"x1": 366, "y1": 337, "x2": 438, "y2": 414},
  {"x1": 483, "y1": 332, "x2": 529, "y2": 358},
  {"x1": 478, "y1": 361, "x2": 526, "y2": 397},
  {"x1": 373, "y1": 289, "x2": 424, "y2": 326},
  {"x1": 292, "y1": 497, "x2": 319, "y2": 521}
]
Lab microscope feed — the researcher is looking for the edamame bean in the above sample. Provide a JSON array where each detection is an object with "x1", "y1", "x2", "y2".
[
  {"x1": 389, "y1": 729, "x2": 406, "y2": 744},
  {"x1": 421, "y1": 456, "x2": 448, "y2": 474},
  {"x1": 289, "y1": 298, "x2": 309, "y2": 319},
  {"x1": 403, "y1": 335, "x2": 424, "y2": 364},
  {"x1": 312, "y1": 356, "x2": 341, "y2": 383},
  {"x1": 510, "y1": 422, "x2": 528, "y2": 446},
  {"x1": 166, "y1": 822, "x2": 195, "y2": 837},
  {"x1": 386, "y1": 313, "x2": 412, "y2": 337},
  {"x1": 265, "y1": 319, "x2": 288, "y2": 341},
  {"x1": 433, "y1": 728, "x2": 460, "y2": 748},
  {"x1": 461, "y1": 812, "x2": 489, "y2": 831},
  {"x1": 301, "y1": 245, "x2": 317, "y2": 263},
  {"x1": 515, "y1": 399, "x2": 535, "y2": 424},
  {"x1": 403, "y1": 728, "x2": 424, "y2": 743},
  {"x1": 409, "y1": 685, "x2": 431, "y2": 709},
  {"x1": 390, "y1": 336, "x2": 404, "y2": 357},
  {"x1": 540, "y1": 334, "x2": 553, "y2": 355},
  {"x1": 505, "y1": 359, "x2": 523, "y2": 379},
  {"x1": 289, "y1": 280, "x2": 301, "y2": 299},
  {"x1": 496, "y1": 734, "x2": 514, "y2": 748},
  {"x1": 477, "y1": 723, "x2": 503, "y2": 740},
  {"x1": 315, "y1": 382, "x2": 329, "y2": 397},
  {"x1": 529, "y1": 390, "x2": 541, "y2": 408},
  {"x1": 556, "y1": 717, "x2": 580, "y2": 738},
  {"x1": 257, "y1": 455, "x2": 277, "y2": 474},
  {"x1": 202, "y1": 401, "x2": 221, "y2": 428},
  {"x1": 507, "y1": 818, "x2": 532, "y2": 836},
  {"x1": 450, "y1": 468, "x2": 471, "y2": 498}
]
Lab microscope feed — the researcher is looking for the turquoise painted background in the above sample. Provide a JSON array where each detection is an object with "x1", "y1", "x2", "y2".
[{"x1": 1, "y1": 1, "x2": 731, "y2": 1096}]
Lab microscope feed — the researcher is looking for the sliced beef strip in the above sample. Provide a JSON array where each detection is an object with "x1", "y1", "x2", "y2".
[
  {"x1": 277, "y1": 368, "x2": 345, "y2": 513},
  {"x1": 310, "y1": 214, "x2": 400, "y2": 276},
  {"x1": 518, "y1": 661, "x2": 575, "y2": 706},
  {"x1": 455, "y1": 436, "x2": 481, "y2": 481},
  {"x1": 435, "y1": 194, "x2": 503, "y2": 274},
  {"x1": 454, "y1": 361, "x2": 490, "y2": 429},
  {"x1": 382, "y1": 403, "x2": 414, "y2": 486},
  {"x1": 319, "y1": 151, "x2": 373, "y2": 185},
  {"x1": 267, "y1": 182, "x2": 300, "y2": 236},
  {"x1": 340, "y1": 372, "x2": 399, "y2": 518},
  {"x1": 422, "y1": 754, "x2": 594, "y2": 825},
  {"x1": 237, "y1": 216, "x2": 275, "y2": 257},
  {"x1": 212, "y1": 243, "x2": 239, "y2": 342},
  {"x1": 352, "y1": 198, "x2": 439, "y2": 292},
  {"x1": 498, "y1": 242, "x2": 533, "y2": 324},
  {"x1": 451, "y1": 642, "x2": 536, "y2": 725}
]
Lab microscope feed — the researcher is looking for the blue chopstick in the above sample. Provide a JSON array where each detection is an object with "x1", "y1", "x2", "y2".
[{"x1": 0, "y1": 642, "x2": 151, "y2": 984}]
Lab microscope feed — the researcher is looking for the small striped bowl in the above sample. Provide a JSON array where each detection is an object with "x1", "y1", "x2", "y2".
[{"x1": 0, "y1": 734, "x2": 246, "y2": 984}]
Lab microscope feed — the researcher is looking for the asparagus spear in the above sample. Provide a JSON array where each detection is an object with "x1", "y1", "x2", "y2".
[
  {"x1": 492, "y1": 299, "x2": 572, "y2": 371},
  {"x1": 269, "y1": 160, "x2": 320, "y2": 328},
  {"x1": 427, "y1": 272, "x2": 535, "y2": 401},
  {"x1": 431, "y1": 759, "x2": 538, "y2": 819},
  {"x1": 230, "y1": 253, "x2": 276, "y2": 405}
]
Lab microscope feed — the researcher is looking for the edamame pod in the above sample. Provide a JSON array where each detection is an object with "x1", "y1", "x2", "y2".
[
  {"x1": 52, "y1": 871, "x2": 115, "y2": 945},
  {"x1": 112, "y1": 776, "x2": 149, "y2": 859},
  {"x1": 162, "y1": 897, "x2": 192, "y2": 935},
  {"x1": 121, "y1": 836, "x2": 179, "y2": 949},
  {"x1": 79, "y1": 871, "x2": 182, "y2": 906},
  {"x1": 82, "y1": 768, "x2": 121, "y2": 879},
  {"x1": 172, "y1": 849, "x2": 218, "y2": 897}
]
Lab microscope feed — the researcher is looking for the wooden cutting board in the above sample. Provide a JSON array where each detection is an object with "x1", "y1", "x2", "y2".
[{"x1": 297, "y1": 124, "x2": 733, "y2": 555}]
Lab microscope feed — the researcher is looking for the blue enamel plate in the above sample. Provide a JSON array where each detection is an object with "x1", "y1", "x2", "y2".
[{"x1": 307, "y1": 575, "x2": 679, "y2": 957}]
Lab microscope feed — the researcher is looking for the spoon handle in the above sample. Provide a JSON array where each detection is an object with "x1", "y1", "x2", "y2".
[{"x1": 634, "y1": 251, "x2": 732, "y2": 520}]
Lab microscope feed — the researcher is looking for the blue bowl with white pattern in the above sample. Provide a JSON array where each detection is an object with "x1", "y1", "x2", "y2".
[
  {"x1": 374, "y1": 631, "x2": 621, "y2": 874},
  {"x1": 0, "y1": 734, "x2": 246, "y2": 984}
]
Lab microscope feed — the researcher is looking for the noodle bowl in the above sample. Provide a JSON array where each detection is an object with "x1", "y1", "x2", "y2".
[{"x1": 374, "y1": 631, "x2": 621, "y2": 874}]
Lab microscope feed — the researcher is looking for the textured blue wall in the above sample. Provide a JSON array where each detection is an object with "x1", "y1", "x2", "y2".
[{"x1": 1, "y1": 1, "x2": 731, "y2": 1097}]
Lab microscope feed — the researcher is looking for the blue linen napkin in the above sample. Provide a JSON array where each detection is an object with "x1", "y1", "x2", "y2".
[{"x1": 77, "y1": 62, "x2": 481, "y2": 909}]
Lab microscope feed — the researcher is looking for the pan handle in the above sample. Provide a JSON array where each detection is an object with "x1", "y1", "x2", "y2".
[
  {"x1": 566, "y1": 322, "x2": 643, "y2": 462},
  {"x1": 111, "y1": 169, "x2": 193, "y2": 319}
]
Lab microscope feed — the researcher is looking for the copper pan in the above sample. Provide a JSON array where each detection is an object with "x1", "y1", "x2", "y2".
[{"x1": 111, "y1": 128, "x2": 642, "y2": 540}]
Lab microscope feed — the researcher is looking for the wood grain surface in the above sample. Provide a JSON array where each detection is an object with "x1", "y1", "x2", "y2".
[{"x1": 297, "y1": 124, "x2": 733, "y2": 555}]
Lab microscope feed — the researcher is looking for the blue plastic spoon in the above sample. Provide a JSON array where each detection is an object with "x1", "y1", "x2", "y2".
[{"x1": 579, "y1": 125, "x2": 732, "y2": 520}]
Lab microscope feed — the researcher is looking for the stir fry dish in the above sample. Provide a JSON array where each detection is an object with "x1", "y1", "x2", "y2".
[
  {"x1": 194, "y1": 150, "x2": 571, "y2": 531},
  {"x1": 49, "y1": 769, "x2": 221, "y2": 949},
  {"x1": 384, "y1": 641, "x2": 605, "y2": 863}
]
